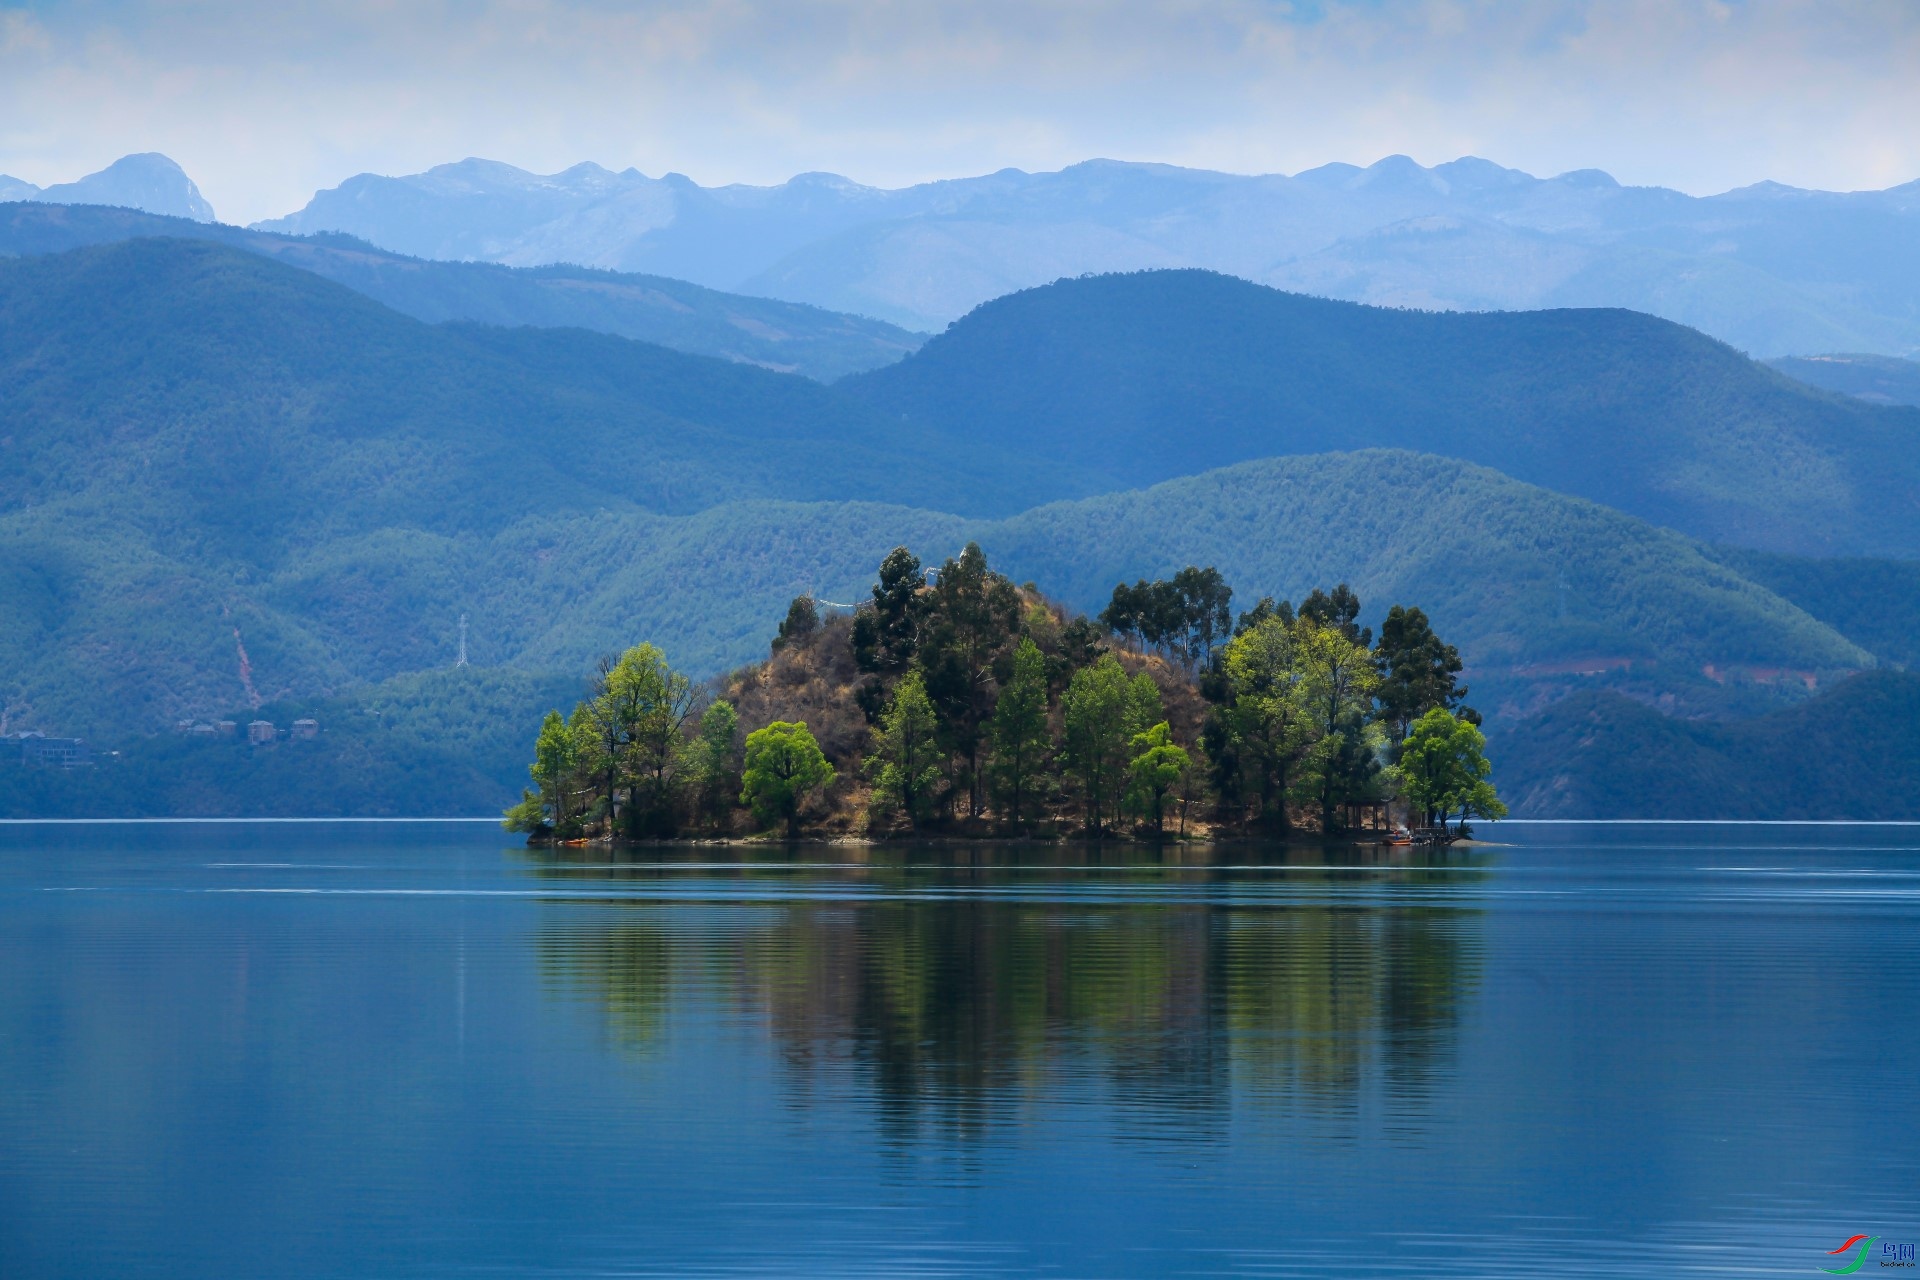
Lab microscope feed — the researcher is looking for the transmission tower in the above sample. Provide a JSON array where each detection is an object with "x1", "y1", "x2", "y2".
[{"x1": 456, "y1": 614, "x2": 469, "y2": 668}]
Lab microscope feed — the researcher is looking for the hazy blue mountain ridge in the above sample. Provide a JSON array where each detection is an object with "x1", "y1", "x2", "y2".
[
  {"x1": 0, "y1": 240, "x2": 1905, "y2": 737},
  {"x1": 1495, "y1": 671, "x2": 1920, "y2": 819},
  {"x1": 259, "y1": 153, "x2": 1920, "y2": 354},
  {"x1": 1, "y1": 153, "x2": 215, "y2": 221},
  {"x1": 1, "y1": 448, "x2": 1887, "y2": 817},
  {"x1": 1768, "y1": 353, "x2": 1920, "y2": 407},
  {"x1": 0, "y1": 202, "x2": 923, "y2": 379},
  {"x1": 840, "y1": 270, "x2": 1920, "y2": 558},
  {"x1": 1, "y1": 233, "x2": 1913, "y2": 819}
]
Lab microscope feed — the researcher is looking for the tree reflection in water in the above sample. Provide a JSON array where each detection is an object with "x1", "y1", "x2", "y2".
[{"x1": 527, "y1": 844, "x2": 1485, "y2": 1144}]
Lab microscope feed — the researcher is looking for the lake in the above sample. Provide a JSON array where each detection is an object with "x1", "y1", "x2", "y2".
[{"x1": 1, "y1": 822, "x2": 1915, "y2": 1277}]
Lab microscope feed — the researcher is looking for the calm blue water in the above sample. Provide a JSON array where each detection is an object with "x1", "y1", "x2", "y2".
[{"x1": 1, "y1": 822, "x2": 1916, "y2": 1278}]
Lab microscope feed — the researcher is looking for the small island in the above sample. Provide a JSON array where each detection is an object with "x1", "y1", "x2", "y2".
[{"x1": 505, "y1": 544, "x2": 1503, "y2": 843}]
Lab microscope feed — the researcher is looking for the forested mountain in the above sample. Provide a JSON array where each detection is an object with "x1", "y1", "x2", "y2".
[
  {"x1": 1, "y1": 236, "x2": 1912, "y2": 819},
  {"x1": 2, "y1": 447, "x2": 1883, "y2": 817},
  {"x1": 0, "y1": 203, "x2": 922, "y2": 379},
  {"x1": 1496, "y1": 671, "x2": 1920, "y2": 819},
  {"x1": 0, "y1": 423, "x2": 1873, "y2": 745},
  {"x1": 841, "y1": 271, "x2": 1920, "y2": 557},
  {"x1": 1768, "y1": 353, "x2": 1920, "y2": 408},
  {"x1": 1702, "y1": 549, "x2": 1920, "y2": 670},
  {"x1": 0, "y1": 237, "x2": 1011, "y2": 525},
  {"x1": 257, "y1": 154, "x2": 1920, "y2": 355},
  {"x1": 0, "y1": 237, "x2": 1027, "y2": 736}
]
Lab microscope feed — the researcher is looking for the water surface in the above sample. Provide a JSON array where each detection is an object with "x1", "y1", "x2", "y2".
[{"x1": 1, "y1": 823, "x2": 1915, "y2": 1277}]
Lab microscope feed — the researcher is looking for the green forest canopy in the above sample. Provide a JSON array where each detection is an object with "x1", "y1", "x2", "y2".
[{"x1": 504, "y1": 545, "x2": 1499, "y2": 840}]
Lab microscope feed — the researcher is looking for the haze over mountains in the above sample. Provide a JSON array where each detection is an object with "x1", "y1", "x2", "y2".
[
  {"x1": 1765, "y1": 353, "x2": 1920, "y2": 408},
  {"x1": 1, "y1": 238, "x2": 1908, "y2": 749},
  {"x1": 254, "y1": 153, "x2": 1920, "y2": 356},
  {"x1": 842, "y1": 272, "x2": 1920, "y2": 557},
  {"x1": 0, "y1": 153, "x2": 215, "y2": 222},
  {"x1": 0, "y1": 203, "x2": 921, "y2": 380},
  {"x1": 6, "y1": 146, "x2": 1920, "y2": 818}
]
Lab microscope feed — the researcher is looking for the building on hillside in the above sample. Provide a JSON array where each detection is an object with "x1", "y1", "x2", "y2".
[
  {"x1": 290, "y1": 719, "x2": 319, "y2": 740},
  {"x1": 215, "y1": 721, "x2": 237, "y2": 735},
  {"x1": 18, "y1": 734, "x2": 91, "y2": 769},
  {"x1": 247, "y1": 720, "x2": 277, "y2": 745}
]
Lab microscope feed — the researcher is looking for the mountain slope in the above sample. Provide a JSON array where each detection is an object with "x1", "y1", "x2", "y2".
[
  {"x1": 0, "y1": 238, "x2": 1012, "y2": 537},
  {"x1": 0, "y1": 203, "x2": 922, "y2": 380},
  {"x1": 0, "y1": 442, "x2": 1872, "y2": 741},
  {"x1": 1495, "y1": 671, "x2": 1920, "y2": 819},
  {"x1": 1705, "y1": 548, "x2": 1920, "y2": 669},
  {"x1": 840, "y1": 270, "x2": 1920, "y2": 557},
  {"x1": 8, "y1": 153, "x2": 215, "y2": 221},
  {"x1": 257, "y1": 154, "x2": 1920, "y2": 354},
  {"x1": 987, "y1": 452, "x2": 1866, "y2": 675},
  {"x1": 1768, "y1": 354, "x2": 1920, "y2": 408}
]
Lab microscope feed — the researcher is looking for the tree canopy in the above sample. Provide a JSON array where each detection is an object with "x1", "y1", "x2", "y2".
[
  {"x1": 741, "y1": 722, "x2": 836, "y2": 839},
  {"x1": 503, "y1": 549, "x2": 1500, "y2": 841}
]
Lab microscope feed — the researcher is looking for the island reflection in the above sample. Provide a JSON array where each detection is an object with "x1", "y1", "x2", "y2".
[{"x1": 523, "y1": 844, "x2": 1486, "y2": 1142}]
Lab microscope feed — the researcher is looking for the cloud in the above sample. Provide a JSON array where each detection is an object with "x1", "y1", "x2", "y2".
[{"x1": 1, "y1": 0, "x2": 1917, "y2": 223}]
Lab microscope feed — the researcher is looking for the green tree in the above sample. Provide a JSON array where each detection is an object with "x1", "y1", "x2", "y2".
[
  {"x1": 1373, "y1": 605, "x2": 1472, "y2": 746},
  {"x1": 918, "y1": 542, "x2": 1023, "y2": 818},
  {"x1": 1101, "y1": 566, "x2": 1233, "y2": 670},
  {"x1": 1400, "y1": 708, "x2": 1506, "y2": 834},
  {"x1": 1125, "y1": 671, "x2": 1165, "y2": 740},
  {"x1": 1295, "y1": 619, "x2": 1384, "y2": 831},
  {"x1": 1299, "y1": 584, "x2": 1371, "y2": 646},
  {"x1": 1050, "y1": 616, "x2": 1108, "y2": 692},
  {"x1": 607, "y1": 644, "x2": 699, "y2": 837},
  {"x1": 579, "y1": 651, "x2": 632, "y2": 832},
  {"x1": 867, "y1": 670, "x2": 944, "y2": 827},
  {"x1": 530, "y1": 708, "x2": 581, "y2": 832},
  {"x1": 1125, "y1": 721, "x2": 1191, "y2": 835},
  {"x1": 1170, "y1": 565, "x2": 1233, "y2": 668},
  {"x1": 502, "y1": 790, "x2": 548, "y2": 834},
  {"x1": 1061, "y1": 654, "x2": 1133, "y2": 835},
  {"x1": 1234, "y1": 595, "x2": 1293, "y2": 636},
  {"x1": 988, "y1": 637, "x2": 1051, "y2": 827},
  {"x1": 852, "y1": 546, "x2": 924, "y2": 674},
  {"x1": 1218, "y1": 615, "x2": 1311, "y2": 831},
  {"x1": 741, "y1": 721, "x2": 836, "y2": 838},
  {"x1": 686, "y1": 699, "x2": 741, "y2": 830},
  {"x1": 773, "y1": 595, "x2": 819, "y2": 651},
  {"x1": 564, "y1": 703, "x2": 606, "y2": 828},
  {"x1": 1457, "y1": 777, "x2": 1509, "y2": 833}
]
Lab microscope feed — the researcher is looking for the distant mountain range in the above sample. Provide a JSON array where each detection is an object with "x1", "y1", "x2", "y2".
[
  {"x1": 253, "y1": 153, "x2": 1920, "y2": 356},
  {"x1": 0, "y1": 153, "x2": 214, "y2": 222},
  {"x1": 843, "y1": 271, "x2": 1920, "y2": 558},
  {"x1": 16, "y1": 149, "x2": 1920, "y2": 360},
  {"x1": 0, "y1": 203, "x2": 921, "y2": 380},
  {"x1": 2, "y1": 229, "x2": 1917, "y2": 817},
  {"x1": 0, "y1": 239, "x2": 1898, "y2": 728},
  {"x1": 1765, "y1": 353, "x2": 1920, "y2": 408}
]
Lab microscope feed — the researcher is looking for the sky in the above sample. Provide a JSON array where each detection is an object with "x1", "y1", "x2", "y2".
[{"x1": 1, "y1": 0, "x2": 1918, "y2": 225}]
